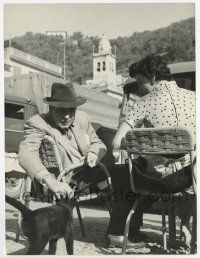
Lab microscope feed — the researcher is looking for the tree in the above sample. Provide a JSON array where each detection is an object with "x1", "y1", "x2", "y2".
[{"x1": 9, "y1": 17, "x2": 195, "y2": 84}]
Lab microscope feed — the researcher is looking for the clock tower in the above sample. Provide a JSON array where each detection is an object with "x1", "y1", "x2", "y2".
[{"x1": 93, "y1": 35, "x2": 116, "y2": 88}]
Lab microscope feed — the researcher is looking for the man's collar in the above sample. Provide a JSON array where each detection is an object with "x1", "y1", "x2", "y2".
[{"x1": 60, "y1": 124, "x2": 74, "y2": 135}]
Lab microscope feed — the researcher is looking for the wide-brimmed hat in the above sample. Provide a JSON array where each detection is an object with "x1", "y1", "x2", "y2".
[{"x1": 43, "y1": 82, "x2": 87, "y2": 108}]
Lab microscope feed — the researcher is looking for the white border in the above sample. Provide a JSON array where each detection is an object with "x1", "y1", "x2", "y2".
[{"x1": 1, "y1": 1, "x2": 199, "y2": 257}]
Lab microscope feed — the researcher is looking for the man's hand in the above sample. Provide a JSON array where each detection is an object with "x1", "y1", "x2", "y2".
[
  {"x1": 86, "y1": 152, "x2": 99, "y2": 168},
  {"x1": 43, "y1": 175, "x2": 73, "y2": 200}
]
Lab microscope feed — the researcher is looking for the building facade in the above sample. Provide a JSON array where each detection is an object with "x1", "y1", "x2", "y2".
[{"x1": 4, "y1": 47, "x2": 63, "y2": 79}]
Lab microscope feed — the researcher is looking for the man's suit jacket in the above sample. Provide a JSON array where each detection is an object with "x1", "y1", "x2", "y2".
[{"x1": 18, "y1": 110, "x2": 107, "y2": 180}]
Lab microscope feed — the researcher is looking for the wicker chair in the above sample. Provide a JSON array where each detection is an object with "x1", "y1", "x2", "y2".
[
  {"x1": 16, "y1": 135, "x2": 113, "y2": 241},
  {"x1": 121, "y1": 127, "x2": 196, "y2": 254}
]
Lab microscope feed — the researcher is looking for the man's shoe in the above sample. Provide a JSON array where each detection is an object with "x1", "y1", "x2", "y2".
[{"x1": 107, "y1": 234, "x2": 146, "y2": 248}]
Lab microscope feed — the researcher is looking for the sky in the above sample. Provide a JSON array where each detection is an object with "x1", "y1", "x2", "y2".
[{"x1": 4, "y1": 2, "x2": 195, "y2": 40}]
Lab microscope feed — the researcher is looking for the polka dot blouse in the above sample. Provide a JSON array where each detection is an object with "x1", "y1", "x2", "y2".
[{"x1": 125, "y1": 80, "x2": 196, "y2": 145}]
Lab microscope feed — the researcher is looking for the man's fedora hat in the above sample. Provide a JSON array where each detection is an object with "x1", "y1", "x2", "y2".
[{"x1": 43, "y1": 82, "x2": 87, "y2": 108}]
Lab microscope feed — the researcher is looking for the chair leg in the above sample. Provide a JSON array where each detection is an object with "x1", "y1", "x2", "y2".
[
  {"x1": 190, "y1": 153, "x2": 196, "y2": 254},
  {"x1": 16, "y1": 211, "x2": 22, "y2": 242},
  {"x1": 168, "y1": 207, "x2": 176, "y2": 247},
  {"x1": 161, "y1": 209, "x2": 167, "y2": 251},
  {"x1": 105, "y1": 200, "x2": 112, "y2": 216},
  {"x1": 16, "y1": 176, "x2": 32, "y2": 241},
  {"x1": 75, "y1": 203, "x2": 86, "y2": 237},
  {"x1": 16, "y1": 178, "x2": 25, "y2": 241},
  {"x1": 190, "y1": 196, "x2": 196, "y2": 254},
  {"x1": 122, "y1": 198, "x2": 141, "y2": 254}
]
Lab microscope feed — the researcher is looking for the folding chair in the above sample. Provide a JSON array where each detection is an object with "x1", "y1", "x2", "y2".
[
  {"x1": 16, "y1": 135, "x2": 113, "y2": 240},
  {"x1": 122, "y1": 127, "x2": 196, "y2": 254}
]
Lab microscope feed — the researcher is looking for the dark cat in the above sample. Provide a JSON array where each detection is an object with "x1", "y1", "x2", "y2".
[{"x1": 6, "y1": 195, "x2": 73, "y2": 255}]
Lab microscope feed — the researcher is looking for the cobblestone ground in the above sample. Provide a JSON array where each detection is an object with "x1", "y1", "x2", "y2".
[{"x1": 5, "y1": 200, "x2": 190, "y2": 255}]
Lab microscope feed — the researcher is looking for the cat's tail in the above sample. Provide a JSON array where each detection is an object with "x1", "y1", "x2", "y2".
[{"x1": 6, "y1": 195, "x2": 32, "y2": 217}]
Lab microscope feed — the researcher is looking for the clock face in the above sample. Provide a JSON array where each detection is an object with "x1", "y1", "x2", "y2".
[{"x1": 99, "y1": 47, "x2": 104, "y2": 51}]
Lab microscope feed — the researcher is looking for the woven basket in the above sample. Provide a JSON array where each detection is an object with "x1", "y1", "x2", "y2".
[{"x1": 126, "y1": 127, "x2": 193, "y2": 155}]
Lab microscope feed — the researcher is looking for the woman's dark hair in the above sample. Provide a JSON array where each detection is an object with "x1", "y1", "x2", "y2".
[{"x1": 129, "y1": 55, "x2": 172, "y2": 81}]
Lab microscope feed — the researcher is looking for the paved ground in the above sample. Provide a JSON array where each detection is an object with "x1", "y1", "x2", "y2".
[{"x1": 5, "y1": 200, "x2": 190, "y2": 255}]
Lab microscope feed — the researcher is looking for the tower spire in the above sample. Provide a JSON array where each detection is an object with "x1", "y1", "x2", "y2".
[{"x1": 98, "y1": 34, "x2": 111, "y2": 54}]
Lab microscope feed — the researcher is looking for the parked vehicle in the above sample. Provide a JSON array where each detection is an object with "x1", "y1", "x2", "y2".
[
  {"x1": 169, "y1": 61, "x2": 195, "y2": 91},
  {"x1": 5, "y1": 94, "x2": 38, "y2": 197},
  {"x1": 5, "y1": 94, "x2": 38, "y2": 152}
]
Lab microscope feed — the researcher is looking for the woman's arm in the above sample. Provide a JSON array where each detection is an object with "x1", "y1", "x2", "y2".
[
  {"x1": 113, "y1": 98, "x2": 146, "y2": 150},
  {"x1": 112, "y1": 122, "x2": 131, "y2": 149}
]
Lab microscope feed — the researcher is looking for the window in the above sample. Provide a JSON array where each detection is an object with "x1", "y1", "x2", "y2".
[
  {"x1": 174, "y1": 78, "x2": 192, "y2": 90},
  {"x1": 97, "y1": 62, "x2": 101, "y2": 72},
  {"x1": 4, "y1": 64, "x2": 11, "y2": 72},
  {"x1": 172, "y1": 72, "x2": 195, "y2": 91},
  {"x1": 103, "y1": 61, "x2": 106, "y2": 71},
  {"x1": 5, "y1": 103, "x2": 25, "y2": 131},
  {"x1": 174, "y1": 78, "x2": 192, "y2": 91},
  {"x1": 110, "y1": 62, "x2": 112, "y2": 71}
]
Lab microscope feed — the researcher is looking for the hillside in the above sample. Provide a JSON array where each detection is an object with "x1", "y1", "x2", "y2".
[{"x1": 8, "y1": 17, "x2": 195, "y2": 84}]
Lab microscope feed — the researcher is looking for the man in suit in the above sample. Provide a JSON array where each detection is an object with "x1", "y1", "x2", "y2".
[{"x1": 18, "y1": 82, "x2": 107, "y2": 200}]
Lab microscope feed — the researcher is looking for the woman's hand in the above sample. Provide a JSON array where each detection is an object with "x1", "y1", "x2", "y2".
[{"x1": 43, "y1": 175, "x2": 73, "y2": 200}]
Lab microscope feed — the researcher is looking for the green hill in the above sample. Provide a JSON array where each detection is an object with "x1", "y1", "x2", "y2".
[{"x1": 9, "y1": 17, "x2": 195, "y2": 84}]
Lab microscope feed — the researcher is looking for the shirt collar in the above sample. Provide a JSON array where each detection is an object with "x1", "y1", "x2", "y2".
[{"x1": 151, "y1": 80, "x2": 177, "y2": 92}]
